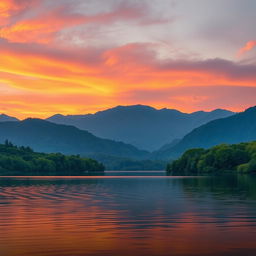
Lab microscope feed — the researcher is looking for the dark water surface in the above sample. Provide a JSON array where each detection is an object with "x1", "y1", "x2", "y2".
[{"x1": 1, "y1": 173, "x2": 256, "y2": 256}]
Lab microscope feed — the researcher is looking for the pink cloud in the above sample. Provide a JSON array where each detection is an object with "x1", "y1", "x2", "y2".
[
  {"x1": 238, "y1": 40, "x2": 256, "y2": 56},
  {"x1": 121, "y1": 86, "x2": 256, "y2": 113},
  {"x1": 0, "y1": 0, "x2": 170, "y2": 44},
  {"x1": 1, "y1": 38, "x2": 256, "y2": 117}
]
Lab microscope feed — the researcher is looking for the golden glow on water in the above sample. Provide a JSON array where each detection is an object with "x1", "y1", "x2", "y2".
[{"x1": 0, "y1": 175, "x2": 256, "y2": 256}]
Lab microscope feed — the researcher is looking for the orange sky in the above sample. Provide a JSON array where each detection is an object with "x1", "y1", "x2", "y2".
[{"x1": 0, "y1": 0, "x2": 256, "y2": 119}]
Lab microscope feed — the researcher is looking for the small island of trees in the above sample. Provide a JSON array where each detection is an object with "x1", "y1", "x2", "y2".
[
  {"x1": 0, "y1": 141, "x2": 105, "y2": 176},
  {"x1": 167, "y1": 141, "x2": 256, "y2": 175}
]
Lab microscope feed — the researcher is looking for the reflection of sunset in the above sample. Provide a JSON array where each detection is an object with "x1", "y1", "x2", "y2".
[
  {"x1": 1, "y1": 177, "x2": 256, "y2": 256},
  {"x1": 0, "y1": 1, "x2": 256, "y2": 118}
]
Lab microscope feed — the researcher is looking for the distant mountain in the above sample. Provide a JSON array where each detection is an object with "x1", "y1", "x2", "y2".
[
  {"x1": 0, "y1": 114, "x2": 19, "y2": 122},
  {"x1": 157, "y1": 139, "x2": 181, "y2": 152},
  {"x1": 0, "y1": 119, "x2": 149, "y2": 159},
  {"x1": 47, "y1": 105, "x2": 234, "y2": 151},
  {"x1": 155, "y1": 106, "x2": 256, "y2": 160}
]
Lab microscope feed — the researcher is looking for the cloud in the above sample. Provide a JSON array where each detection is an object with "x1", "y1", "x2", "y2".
[
  {"x1": 0, "y1": 4, "x2": 139, "y2": 43},
  {"x1": 0, "y1": 92, "x2": 114, "y2": 119},
  {"x1": 1, "y1": 0, "x2": 256, "y2": 118},
  {"x1": 238, "y1": 40, "x2": 256, "y2": 56},
  {"x1": 0, "y1": 0, "x2": 32, "y2": 17},
  {"x1": 1, "y1": 38, "x2": 256, "y2": 118},
  {"x1": 121, "y1": 85, "x2": 256, "y2": 112},
  {"x1": 158, "y1": 58, "x2": 256, "y2": 81},
  {"x1": 0, "y1": 0, "x2": 40, "y2": 25},
  {"x1": 1, "y1": 40, "x2": 256, "y2": 89},
  {"x1": 0, "y1": 0, "x2": 170, "y2": 44}
]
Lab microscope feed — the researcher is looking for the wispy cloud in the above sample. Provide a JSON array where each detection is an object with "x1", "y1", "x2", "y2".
[
  {"x1": 238, "y1": 40, "x2": 256, "y2": 56},
  {"x1": 0, "y1": 0, "x2": 255, "y2": 117},
  {"x1": 1, "y1": 38, "x2": 256, "y2": 117},
  {"x1": 0, "y1": 0, "x2": 170, "y2": 44}
]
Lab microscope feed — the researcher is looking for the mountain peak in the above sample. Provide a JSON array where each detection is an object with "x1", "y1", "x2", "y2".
[
  {"x1": 154, "y1": 105, "x2": 256, "y2": 159},
  {"x1": 47, "y1": 114, "x2": 65, "y2": 119},
  {"x1": 0, "y1": 114, "x2": 19, "y2": 122},
  {"x1": 45, "y1": 105, "x2": 235, "y2": 151},
  {"x1": 243, "y1": 106, "x2": 256, "y2": 113},
  {"x1": 23, "y1": 118, "x2": 45, "y2": 122},
  {"x1": 110, "y1": 104, "x2": 156, "y2": 112},
  {"x1": 0, "y1": 118, "x2": 149, "y2": 162},
  {"x1": 210, "y1": 108, "x2": 235, "y2": 115}
]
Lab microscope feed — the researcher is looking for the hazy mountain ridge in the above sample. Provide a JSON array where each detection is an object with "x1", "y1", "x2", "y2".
[
  {"x1": 0, "y1": 106, "x2": 255, "y2": 170},
  {"x1": 0, "y1": 114, "x2": 19, "y2": 122},
  {"x1": 155, "y1": 106, "x2": 256, "y2": 160},
  {"x1": 0, "y1": 118, "x2": 149, "y2": 160},
  {"x1": 47, "y1": 105, "x2": 234, "y2": 151}
]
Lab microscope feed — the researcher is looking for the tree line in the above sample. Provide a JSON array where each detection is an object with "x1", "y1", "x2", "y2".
[
  {"x1": 167, "y1": 141, "x2": 256, "y2": 175},
  {"x1": 0, "y1": 140, "x2": 104, "y2": 176}
]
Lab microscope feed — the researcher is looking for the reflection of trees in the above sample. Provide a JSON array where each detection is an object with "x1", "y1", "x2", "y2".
[{"x1": 180, "y1": 175, "x2": 256, "y2": 200}]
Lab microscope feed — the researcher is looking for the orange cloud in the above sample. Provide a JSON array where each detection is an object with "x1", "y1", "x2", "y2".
[
  {"x1": 0, "y1": 0, "x2": 172, "y2": 45},
  {"x1": 0, "y1": 2, "x2": 152, "y2": 44},
  {"x1": 0, "y1": 0, "x2": 26, "y2": 17},
  {"x1": 0, "y1": 0, "x2": 39, "y2": 25},
  {"x1": 238, "y1": 40, "x2": 256, "y2": 56},
  {"x1": 0, "y1": 40, "x2": 256, "y2": 118},
  {"x1": 0, "y1": 1, "x2": 255, "y2": 118},
  {"x1": 0, "y1": 92, "x2": 115, "y2": 119}
]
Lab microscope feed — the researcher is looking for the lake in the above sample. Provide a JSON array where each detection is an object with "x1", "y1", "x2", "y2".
[{"x1": 1, "y1": 172, "x2": 256, "y2": 256}]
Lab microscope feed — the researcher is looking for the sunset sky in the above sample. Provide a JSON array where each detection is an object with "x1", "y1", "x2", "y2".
[{"x1": 1, "y1": 0, "x2": 256, "y2": 118}]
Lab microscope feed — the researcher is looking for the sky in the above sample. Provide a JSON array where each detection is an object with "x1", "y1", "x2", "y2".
[{"x1": 0, "y1": 0, "x2": 256, "y2": 118}]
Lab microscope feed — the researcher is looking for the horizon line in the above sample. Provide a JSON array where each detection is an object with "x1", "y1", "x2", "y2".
[{"x1": 1, "y1": 103, "x2": 250, "y2": 120}]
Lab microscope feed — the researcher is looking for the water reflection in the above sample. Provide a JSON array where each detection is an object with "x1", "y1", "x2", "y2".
[
  {"x1": 180, "y1": 174, "x2": 256, "y2": 200},
  {"x1": 0, "y1": 175, "x2": 256, "y2": 256}
]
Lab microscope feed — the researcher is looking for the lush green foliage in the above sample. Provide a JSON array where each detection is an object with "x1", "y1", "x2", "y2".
[
  {"x1": 158, "y1": 106, "x2": 256, "y2": 160},
  {"x1": 0, "y1": 141, "x2": 104, "y2": 176},
  {"x1": 167, "y1": 141, "x2": 256, "y2": 175}
]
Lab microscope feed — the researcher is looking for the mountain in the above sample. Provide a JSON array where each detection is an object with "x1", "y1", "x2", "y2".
[
  {"x1": 47, "y1": 105, "x2": 234, "y2": 151},
  {"x1": 0, "y1": 119, "x2": 148, "y2": 159},
  {"x1": 157, "y1": 139, "x2": 181, "y2": 152},
  {"x1": 0, "y1": 114, "x2": 19, "y2": 122},
  {"x1": 155, "y1": 106, "x2": 256, "y2": 160}
]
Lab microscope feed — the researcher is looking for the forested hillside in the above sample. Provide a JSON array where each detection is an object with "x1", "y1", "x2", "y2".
[
  {"x1": 167, "y1": 141, "x2": 256, "y2": 175},
  {"x1": 0, "y1": 141, "x2": 104, "y2": 176}
]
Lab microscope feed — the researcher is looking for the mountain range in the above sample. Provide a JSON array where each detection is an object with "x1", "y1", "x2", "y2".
[
  {"x1": 47, "y1": 105, "x2": 234, "y2": 151},
  {"x1": 0, "y1": 118, "x2": 148, "y2": 160},
  {"x1": 0, "y1": 105, "x2": 255, "y2": 170},
  {"x1": 155, "y1": 106, "x2": 256, "y2": 160}
]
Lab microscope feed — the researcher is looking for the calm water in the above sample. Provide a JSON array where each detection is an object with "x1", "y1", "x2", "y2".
[{"x1": 1, "y1": 172, "x2": 256, "y2": 256}]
